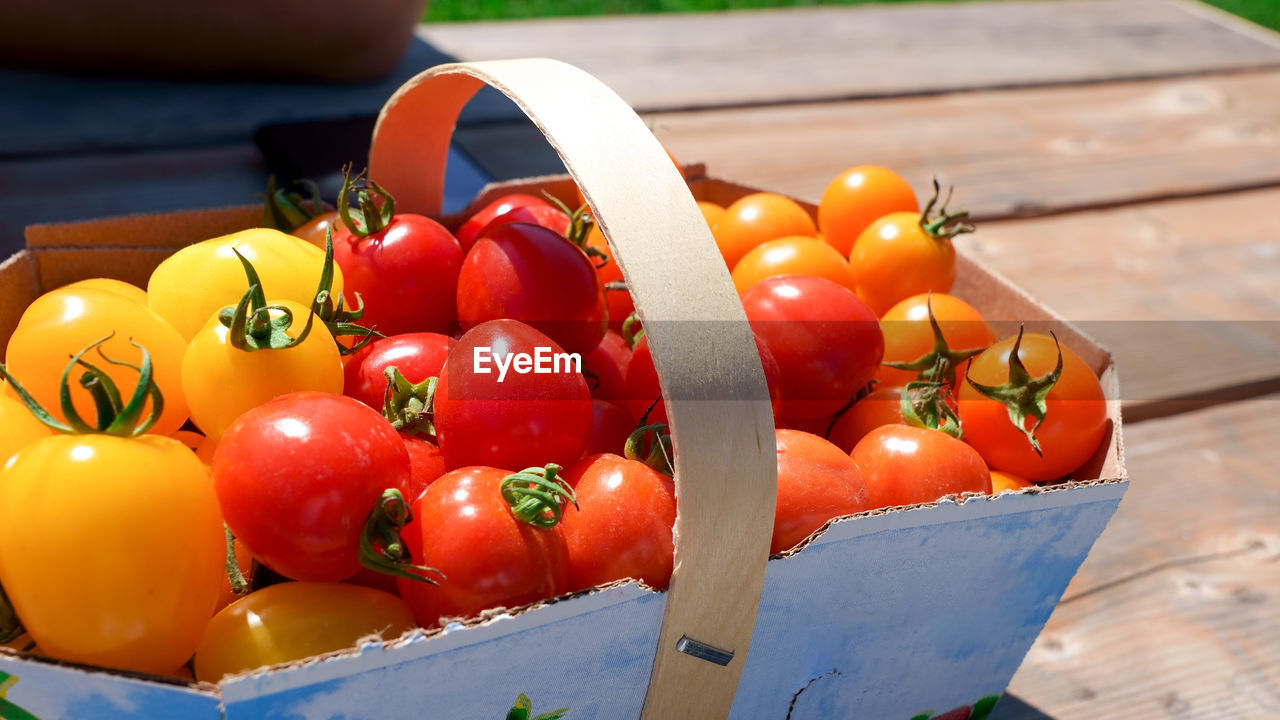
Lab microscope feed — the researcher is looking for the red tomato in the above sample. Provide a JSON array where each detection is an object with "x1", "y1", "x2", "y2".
[
  {"x1": 877, "y1": 293, "x2": 996, "y2": 388},
  {"x1": 772, "y1": 429, "x2": 869, "y2": 554},
  {"x1": 741, "y1": 275, "x2": 884, "y2": 421},
  {"x1": 398, "y1": 466, "x2": 569, "y2": 627},
  {"x1": 212, "y1": 392, "x2": 411, "y2": 581},
  {"x1": 343, "y1": 332, "x2": 454, "y2": 411},
  {"x1": 827, "y1": 386, "x2": 906, "y2": 453},
  {"x1": 625, "y1": 332, "x2": 782, "y2": 426},
  {"x1": 456, "y1": 194, "x2": 570, "y2": 252},
  {"x1": 559, "y1": 453, "x2": 677, "y2": 591},
  {"x1": 435, "y1": 320, "x2": 593, "y2": 470},
  {"x1": 332, "y1": 214, "x2": 464, "y2": 337},
  {"x1": 582, "y1": 329, "x2": 632, "y2": 406},
  {"x1": 851, "y1": 424, "x2": 991, "y2": 510},
  {"x1": 456, "y1": 222, "x2": 608, "y2": 357},
  {"x1": 713, "y1": 193, "x2": 817, "y2": 270},
  {"x1": 403, "y1": 435, "x2": 447, "y2": 502},
  {"x1": 818, "y1": 165, "x2": 919, "y2": 256},
  {"x1": 958, "y1": 332, "x2": 1108, "y2": 482},
  {"x1": 584, "y1": 399, "x2": 635, "y2": 457}
]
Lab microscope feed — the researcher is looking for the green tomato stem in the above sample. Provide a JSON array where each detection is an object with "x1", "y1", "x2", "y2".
[
  {"x1": 359, "y1": 489, "x2": 446, "y2": 586},
  {"x1": 501, "y1": 465, "x2": 576, "y2": 528}
]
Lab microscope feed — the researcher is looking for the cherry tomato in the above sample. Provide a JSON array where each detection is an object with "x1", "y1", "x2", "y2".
[
  {"x1": 698, "y1": 200, "x2": 726, "y2": 229},
  {"x1": 850, "y1": 203, "x2": 966, "y2": 317},
  {"x1": 818, "y1": 165, "x2": 918, "y2": 256},
  {"x1": 583, "y1": 329, "x2": 632, "y2": 406},
  {"x1": 625, "y1": 332, "x2": 781, "y2": 426},
  {"x1": 183, "y1": 299, "x2": 343, "y2": 441},
  {"x1": 457, "y1": 222, "x2": 607, "y2": 357},
  {"x1": 148, "y1": 228, "x2": 338, "y2": 340},
  {"x1": 62, "y1": 277, "x2": 149, "y2": 304},
  {"x1": 403, "y1": 435, "x2": 448, "y2": 502},
  {"x1": 731, "y1": 235, "x2": 857, "y2": 294},
  {"x1": 877, "y1": 293, "x2": 996, "y2": 388},
  {"x1": 0, "y1": 394, "x2": 53, "y2": 467},
  {"x1": 560, "y1": 453, "x2": 677, "y2": 591},
  {"x1": 398, "y1": 466, "x2": 569, "y2": 627},
  {"x1": 343, "y1": 332, "x2": 454, "y2": 411},
  {"x1": 435, "y1": 320, "x2": 593, "y2": 471},
  {"x1": 0, "y1": 434, "x2": 223, "y2": 674},
  {"x1": 851, "y1": 424, "x2": 991, "y2": 510},
  {"x1": 194, "y1": 582, "x2": 415, "y2": 682},
  {"x1": 292, "y1": 210, "x2": 341, "y2": 249},
  {"x1": 958, "y1": 333, "x2": 1108, "y2": 482},
  {"x1": 827, "y1": 386, "x2": 906, "y2": 453},
  {"x1": 5, "y1": 285, "x2": 190, "y2": 436},
  {"x1": 212, "y1": 392, "x2": 411, "y2": 581},
  {"x1": 215, "y1": 537, "x2": 255, "y2": 613},
  {"x1": 991, "y1": 471, "x2": 1033, "y2": 493},
  {"x1": 455, "y1": 193, "x2": 570, "y2": 252},
  {"x1": 772, "y1": 429, "x2": 869, "y2": 554},
  {"x1": 713, "y1": 193, "x2": 817, "y2": 270},
  {"x1": 584, "y1": 224, "x2": 635, "y2": 329},
  {"x1": 584, "y1": 399, "x2": 634, "y2": 457},
  {"x1": 741, "y1": 275, "x2": 883, "y2": 421}
]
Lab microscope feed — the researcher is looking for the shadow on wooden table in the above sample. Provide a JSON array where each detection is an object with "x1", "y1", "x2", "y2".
[{"x1": 991, "y1": 694, "x2": 1056, "y2": 720}]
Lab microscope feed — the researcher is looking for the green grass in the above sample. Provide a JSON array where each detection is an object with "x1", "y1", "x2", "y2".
[{"x1": 424, "y1": 0, "x2": 1280, "y2": 33}]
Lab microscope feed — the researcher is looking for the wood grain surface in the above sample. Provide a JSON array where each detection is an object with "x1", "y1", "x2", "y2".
[{"x1": 1008, "y1": 394, "x2": 1280, "y2": 718}]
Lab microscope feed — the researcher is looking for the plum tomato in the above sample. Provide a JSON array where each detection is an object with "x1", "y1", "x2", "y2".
[
  {"x1": 398, "y1": 466, "x2": 570, "y2": 627},
  {"x1": 851, "y1": 424, "x2": 991, "y2": 510},
  {"x1": 713, "y1": 193, "x2": 817, "y2": 270},
  {"x1": 827, "y1": 386, "x2": 906, "y2": 453},
  {"x1": 877, "y1": 293, "x2": 996, "y2": 388},
  {"x1": 958, "y1": 331, "x2": 1108, "y2": 482},
  {"x1": 741, "y1": 275, "x2": 883, "y2": 421},
  {"x1": 731, "y1": 235, "x2": 857, "y2": 295},
  {"x1": 343, "y1": 332, "x2": 454, "y2": 411},
  {"x1": 455, "y1": 193, "x2": 571, "y2": 252},
  {"x1": 559, "y1": 453, "x2": 677, "y2": 591},
  {"x1": 818, "y1": 165, "x2": 919, "y2": 256},
  {"x1": 435, "y1": 320, "x2": 593, "y2": 471},
  {"x1": 772, "y1": 429, "x2": 869, "y2": 554},
  {"x1": 457, "y1": 222, "x2": 608, "y2": 357},
  {"x1": 212, "y1": 392, "x2": 411, "y2": 582}
]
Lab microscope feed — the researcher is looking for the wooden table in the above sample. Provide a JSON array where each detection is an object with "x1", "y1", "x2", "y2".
[{"x1": 3, "y1": 1, "x2": 1279, "y2": 717}]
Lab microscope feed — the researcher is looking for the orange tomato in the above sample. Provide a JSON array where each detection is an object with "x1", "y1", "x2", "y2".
[
  {"x1": 827, "y1": 386, "x2": 906, "y2": 453},
  {"x1": 877, "y1": 293, "x2": 996, "y2": 387},
  {"x1": 990, "y1": 471, "x2": 1033, "y2": 493},
  {"x1": 850, "y1": 212, "x2": 957, "y2": 316},
  {"x1": 585, "y1": 224, "x2": 635, "y2": 328},
  {"x1": 731, "y1": 235, "x2": 856, "y2": 294},
  {"x1": 698, "y1": 201, "x2": 726, "y2": 229},
  {"x1": 818, "y1": 165, "x2": 918, "y2": 256},
  {"x1": 713, "y1": 193, "x2": 816, "y2": 270}
]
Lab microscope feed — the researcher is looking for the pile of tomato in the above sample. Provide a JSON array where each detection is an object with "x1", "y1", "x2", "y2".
[{"x1": 0, "y1": 162, "x2": 1109, "y2": 684}]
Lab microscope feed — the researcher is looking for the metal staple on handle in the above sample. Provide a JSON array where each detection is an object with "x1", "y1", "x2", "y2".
[{"x1": 675, "y1": 635, "x2": 735, "y2": 666}]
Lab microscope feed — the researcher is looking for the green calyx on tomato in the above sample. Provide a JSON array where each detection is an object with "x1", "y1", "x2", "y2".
[
  {"x1": 0, "y1": 334, "x2": 163, "y2": 438},
  {"x1": 311, "y1": 231, "x2": 379, "y2": 355},
  {"x1": 263, "y1": 175, "x2": 325, "y2": 232},
  {"x1": 963, "y1": 326, "x2": 1063, "y2": 455},
  {"x1": 360, "y1": 488, "x2": 446, "y2": 585},
  {"x1": 624, "y1": 422, "x2": 673, "y2": 477},
  {"x1": 224, "y1": 525, "x2": 251, "y2": 597},
  {"x1": 620, "y1": 311, "x2": 644, "y2": 349},
  {"x1": 507, "y1": 693, "x2": 569, "y2": 720},
  {"x1": 541, "y1": 191, "x2": 600, "y2": 256},
  {"x1": 500, "y1": 465, "x2": 577, "y2": 528},
  {"x1": 219, "y1": 249, "x2": 317, "y2": 352},
  {"x1": 382, "y1": 366, "x2": 437, "y2": 440},
  {"x1": 883, "y1": 293, "x2": 989, "y2": 388},
  {"x1": 900, "y1": 378, "x2": 963, "y2": 440},
  {"x1": 336, "y1": 165, "x2": 396, "y2": 238},
  {"x1": 919, "y1": 178, "x2": 975, "y2": 240}
]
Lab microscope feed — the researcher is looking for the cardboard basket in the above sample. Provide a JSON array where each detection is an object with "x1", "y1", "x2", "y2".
[{"x1": 0, "y1": 59, "x2": 1126, "y2": 720}]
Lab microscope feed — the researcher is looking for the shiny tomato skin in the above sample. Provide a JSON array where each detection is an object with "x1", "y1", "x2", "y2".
[
  {"x1": 403, "y1": 435, "x2": 447, "y2": 502},
  {"x1": 457, "y1": 222, "x2": 608, "y2": 357},
  {"x1": 212, "y1": 392, "x2": 411, "y2": 582},
  {"x1": 741, "y1": 275, "x2": 884, "y2": 421},
  {"x1": 332, "y1": 214, "x2": 464, "y2": 337},
  {"x1": 773, "y1": 429, "x2": 870, "y2": 554},
  {"x1": 398, "y1": 466, "x2": 569, "y2": 627},
  {"x1": 850, "y1": 212, "x2": 957, "y2": 317},
  {"x1": 827, "y1": 386, "x2": 906, "y2": 453},
  {"x1": 713, "y1": 193, "x2": 817, "y2": 271},
  {"x1": 625, "y1": 332, "x2": 782, "y2": 426},
  {"x1": 731, "y1": 235, "x2": 857, "y2": 295},
  {"x1": 559, "y1": 453, "x2": 677, "y2": 591},
  {"x1": 851, "y1": 424, "x2": 991, "y2": 510},
  {"x1": 958, "y1": 333, "x2": 1108, "y2": 482},
  {"x1": 194, "y1": 582, "x2": 415, "y2": 682},
  {"x1": 455, "y1": 194, "x2": 570, "y2": 252},
  {"x1": 991, "y1": 471, "x2": 1033, "y2": 493},
  {"x1": 585, "y1": 399, "x2": 635, "y2": 457},
  {"x1": 293, "y1": 210, "x2": 341, "y2": 250},
  {"x1": 0, "y1": 394, "x2": 53, "y2": 467},
  {"x1": 435, "y1": 320, "x2": 593, "y2": 471},
  {"x1": 818, "y1": 165, "x2": 919, "y2": 257},
  {"x1": 877, "y1": 293, "x2": 996, "y2": 387},
  {"x1": 343, "y1": 332, "x2": 454, "y2": 411},
  {"x1": 583, "y1": 329, "x2": 632, "y2": 406}
]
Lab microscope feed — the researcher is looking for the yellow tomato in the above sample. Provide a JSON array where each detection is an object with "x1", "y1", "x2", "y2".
[
  {"x1": 194, "y1": 582, "x2": 416, "y2": 682},
  {"x1": 0, "y1": 434, "x2": 223, "y2": 675},
  {"x1": 4, "y1": 286, "x2": 189, "y2": 436},
  {"x1": 0, "y1": 395, "x2": 53, "y2": 468},
  {"x1": 731, "y1": 235, "x2": 857, "y2": 294},
  {"x1": 62, "y1": 278, "x2": 149, "y2": 305},
  {"x1": 182, "y1": 299, "x2": 343, "y2": 440},
  {"x1": 148, "y1": 228, "x2": 341, "y2": 340}
]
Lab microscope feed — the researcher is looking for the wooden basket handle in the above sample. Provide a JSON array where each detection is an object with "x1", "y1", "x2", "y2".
[{"x1": 369, "y1": 58, "x2": 777, "y2": 720}]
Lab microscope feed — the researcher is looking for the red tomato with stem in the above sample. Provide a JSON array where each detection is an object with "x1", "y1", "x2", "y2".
[
  {"x1": 455, "y1": 193, "x2": 570, "y2": 252},
  {"x1": 741, "y1": 275, "x2": 884, "y2": 421},
  {"x1": 772, "y1": 429, "x2": 870, "y2": 554},
  {"x1": 559, "y1": 453, "x2": 677, "y2": 591},
  {"x1": 343, "y1": 332, "x2": 454, "y2": 411},
  {"x1": 851, "y1": 424, "x2": 991, "y2": 510},
  {"x1": 435, "y1": 320, "x2": 593, "y2": 471},
  {"x1": 212, "y1": 392, "x2": 411, "y2": 582},
  {"x1": 457, "y1": 222, "x2": 608, "y2": 357},
  {"x1": 398, "y1": 466, "x2": 570, "y2": 627}
]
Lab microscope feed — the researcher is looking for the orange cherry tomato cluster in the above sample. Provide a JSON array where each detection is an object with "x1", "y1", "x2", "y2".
[{"x1": 0, "y1": 159, "x2": 1108, "y2": 686}]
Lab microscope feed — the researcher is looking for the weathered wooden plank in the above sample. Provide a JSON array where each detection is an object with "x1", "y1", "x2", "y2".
[
  {"x1": 1008, "y1": 395, "x2": 1280, "y2": 718},
  {"x1": 967, "y1": 187, "x2": 1280, "y2": 418},
  {"x1": 457, "y1": 70, "x2": 1280, "y2": 222},
  {"x1": 420, "y1": 0, "x2": 1280, "y2": 112}
]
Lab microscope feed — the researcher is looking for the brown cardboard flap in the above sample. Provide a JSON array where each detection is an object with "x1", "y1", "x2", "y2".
[
  {"x1": 0, "y1": 251, "x2": 37, "y2": 346},
  {"x1": 25, "y1": 206, "x2": 261, "y2": 251}
]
